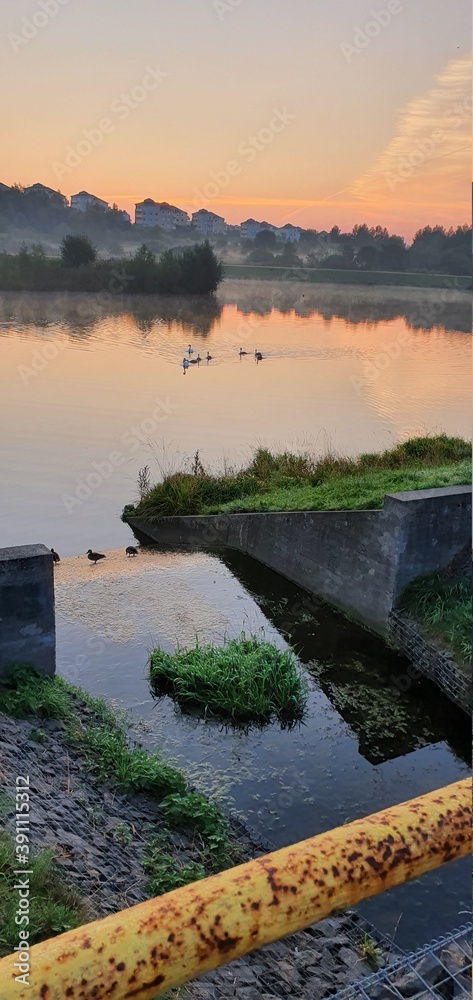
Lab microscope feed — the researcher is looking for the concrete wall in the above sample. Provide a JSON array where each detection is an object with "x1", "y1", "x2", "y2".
[
  {"x1": 130, "y1": 485, "x2": 471, "y2": 636},
  {"x1": 0, "y1": 545, "x2": 56, "y2": 678}
]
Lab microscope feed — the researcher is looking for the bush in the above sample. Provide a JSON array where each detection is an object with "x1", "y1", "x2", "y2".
[{"x1": 60, "y1": 234, "x2": 97, "y2": 267}]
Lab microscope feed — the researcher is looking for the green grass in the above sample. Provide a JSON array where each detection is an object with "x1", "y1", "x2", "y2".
[
  {"x1": 223, "y1": 264, "x2": 472, "y2": 288},
  {"x1": 124, "y1": 436, "x2": 472, "y2": 520},
  {"x1": 0, "y1": 668, "x2": 241, "y2": 902},
  {"x1": 0, "y1": 832, "x2": 85, "y2": 958},
  {"x1": 149, "y1": 635, "x2": 308, "y2": 724},
  {"x1": 399, "y1": 574, "x2": 472, "y2": 667}
]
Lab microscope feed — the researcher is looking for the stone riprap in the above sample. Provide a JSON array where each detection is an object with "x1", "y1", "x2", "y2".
[{"x1": 389, "y1": 612, "x2": 471, "y2": 715}]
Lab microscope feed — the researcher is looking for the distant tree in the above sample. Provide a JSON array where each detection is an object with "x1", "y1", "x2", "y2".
[
  {"x1": 60, "y1": 234, "x2": 97, "y2": 268},
  {"x1": 276, "y1": 241, "x2": 303, "y2": 267},
  {"x1": 246, "y1": 248, "x2": 275, "y2": 264},
  {"x1": 128, "y1": 244, "x2": 159, "y2": 293},
  {"x1": 253, "y1": 229, "x2": 277, "y2": 250},
  {"x1": 176, "y1": 241, "x2": 224, "y2": 294},
  {"x1": 155, "y1": 249, "x2": 182, "y2": 294},
  {"x1": 357, "y1": 245, "x2": 380, "y2": 270}
]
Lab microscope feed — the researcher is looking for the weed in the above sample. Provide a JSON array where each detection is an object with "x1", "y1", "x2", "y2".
[
  {"x1": 29, "y1": 727, "x2": 48, "y2": 744},
  {"x1": 149, "y1": 635, "x2": 308, "y2": 724},
  {"x1": 0, "y1": 832, "x2": 85, "y2": 958},
  {"x1": 160, "y1": 792, "x2": 239, "y2": 872},
  {"x1": 359, "y1": 932, "x2": 381, "y2": 971},
  {"x1": 143, "y1": 844, "x2": 205, "y2": 897},
  {"x1": 112, "y1": 822, "x2": 134, "y2": 847}
]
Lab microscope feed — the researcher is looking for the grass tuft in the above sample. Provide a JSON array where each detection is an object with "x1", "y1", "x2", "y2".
[
  {"x1": 0, "y1": 832, "x2": 85, "y2": 958},
  {"x1": 149, "y1": 634, "x2": 308, "y2": 724},
  {"x1": 399, "y1": 573, "x2": 472, "y2": 667}
]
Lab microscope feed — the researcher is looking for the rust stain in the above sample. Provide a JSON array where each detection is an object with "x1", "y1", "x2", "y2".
[{"x1": 0, "y1": 779, "x2": 470, "y2": 1000}]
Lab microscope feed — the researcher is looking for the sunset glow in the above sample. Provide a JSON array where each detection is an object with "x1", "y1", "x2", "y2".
[{"x1": 2, "y1": 0, "x2": 471, "y2": 236}]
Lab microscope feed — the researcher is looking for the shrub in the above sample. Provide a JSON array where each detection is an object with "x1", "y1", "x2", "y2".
[{"x1": 60, "y1": 234, "x2": 97, "y2": 267}]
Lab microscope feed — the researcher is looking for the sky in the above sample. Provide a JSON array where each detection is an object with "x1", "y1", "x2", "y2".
[{"x1": 1, "y1": 0, "x2": 471, "y2": 237}]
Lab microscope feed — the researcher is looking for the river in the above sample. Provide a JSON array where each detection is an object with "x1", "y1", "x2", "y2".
[{"x1": 0, "y1": 281, "x2": 471, "y2": 949}]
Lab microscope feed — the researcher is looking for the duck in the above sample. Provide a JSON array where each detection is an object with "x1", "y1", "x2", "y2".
[
  {"x1": 187, "y1": 344, "x2": 194, "y2": 354},
  {"x1": 126, "y1": 546, "x2": 138, "y2": 557},
  {"x1": 87, "y1": 549, "x2": 106, "y2": 565},
  {"x1": 51, "y1": 548, "x2": 60, "y2": 563},
  {"x1": 239, "y1": 348, "x2": 249, "y2": 356},
  {"x1": 255, "y1": 350, "x2": 263, "y2": 361},
  {"x1": 206, "y1": 352, "x2": 213, "y2": 361}
]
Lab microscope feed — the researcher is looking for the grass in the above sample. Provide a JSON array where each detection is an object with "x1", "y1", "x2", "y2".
[
  {"x1": 223, "y1": 264, "x2": 472, "y2": 289},
  {"x1": 124, "y1": 436, "x2": 472, "y2": 520},
  {"x1": 0, "y1": 832, "x2": 85, "y2": 958},
  {"x1": 149, "y1": 635, "x2": 308, "y2": 724},
  {"x1": 399, "y1": 574, "x2": 472, "y2": 667},
  {"x1": 0, "y1": 667, "x2": 241, "y2": 903}
]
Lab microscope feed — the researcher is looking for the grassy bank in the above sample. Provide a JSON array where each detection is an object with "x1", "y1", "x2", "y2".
[
  {"x1": 399, "y1": 574, "x2": 472, "y2": 667},
  {"x1": 123, "y1": 436, "x2": 472, "y2": 520},
  {"x1": 0, "y1": 668, "x2": 240, "y2": 899},
  {"x1": 223, "y1": 264, "x2": 472, "y2": 289},
  {"x1": 149, "y1": 635, "x2": 307, "y2": 723}
]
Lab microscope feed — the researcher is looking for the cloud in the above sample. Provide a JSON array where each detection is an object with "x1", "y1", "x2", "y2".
[{"x1": 352, "y1": 55, "x2": 471, "y2": 210}]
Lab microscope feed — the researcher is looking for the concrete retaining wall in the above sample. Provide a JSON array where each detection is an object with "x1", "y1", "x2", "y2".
[
  {"x1": 130, "y1": 485, "x2": 472, "y2": 635},
  {"x1": 389, "y1": 612, "x2": 471, "y2": 715},
  {"x1": 0, "y1": 545, "x2": 56, "y2": 678}
]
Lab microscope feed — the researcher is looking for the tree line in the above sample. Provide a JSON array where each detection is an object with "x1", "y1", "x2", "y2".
[{"x1": 0, "y1": 237, "x2": 224, "y2": 295}]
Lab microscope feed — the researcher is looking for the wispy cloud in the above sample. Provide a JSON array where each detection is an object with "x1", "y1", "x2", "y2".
[{"x1": 352, "y1": 55, "x2": 471, "y2": 208}]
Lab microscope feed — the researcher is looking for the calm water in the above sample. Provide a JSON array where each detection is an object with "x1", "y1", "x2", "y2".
[
  {"x1": 55, "y1": 546, "x2": 471, "y2": 950},
  {"x1": 1, "y1": 282, "x2": 471, "y2": 947},
  {"x1": 0, "y1": 281, "x2": 470, "y2": 553}
]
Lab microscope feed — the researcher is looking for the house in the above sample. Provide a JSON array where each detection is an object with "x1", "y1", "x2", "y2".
[
  {"x1": 240, "y1": 219, "x2": 278, "y2": 240},
  {"x1": 278, "y1": 224, "x2": 301, "y2": 243},
  {"x1": 71, "y1": 191, "x2": 109, "y2": 213},
  {"x1": 135, "y1": 199, "x2": 189, "y2": 229},
  {"x1": 192, "y1": 209, "x2": 227, "y2": 236},
  {"x1": 24, "y1": 183, "x2": 68, "y2": 206}
]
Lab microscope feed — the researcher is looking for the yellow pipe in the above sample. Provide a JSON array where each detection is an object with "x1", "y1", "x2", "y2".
[{"x1": 0, "y1": 779, "x2": 470, "y2": 1000}]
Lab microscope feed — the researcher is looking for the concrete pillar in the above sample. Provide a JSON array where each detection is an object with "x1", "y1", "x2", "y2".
[{"x1": 0, "y1": 545, "x2": 56, "y2": 678}]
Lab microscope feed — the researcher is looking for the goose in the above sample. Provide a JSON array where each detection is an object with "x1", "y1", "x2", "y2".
[
  {"x1": 51, "y1": 548, "x2": 60, "y2": 564},
  {"x1": 239, "y1": 348, "x2": 249, "y2": 356},
  {"x1": 87, "y1": 549, "x2": 106, "y2": 565},
  {"x1": 187, "y1": 344, "x2": 194, "y2": 354},
  {"x1": 126, "y1": 546, "x2": 138, "y2": 557}
]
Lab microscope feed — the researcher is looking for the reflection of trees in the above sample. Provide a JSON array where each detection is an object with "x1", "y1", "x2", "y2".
[
  {"x1": 0, "y1": 291, "x2": 223, "y2": 340},
  {"x1": 220, "y1": 281, "x2": 471, "y2": 333}
]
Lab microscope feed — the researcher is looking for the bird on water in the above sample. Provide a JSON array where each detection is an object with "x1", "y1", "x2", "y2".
[
  {"x1": 255, "y1": 350, "x2": 263, "y2": 361},
  {"x1": 239, "y1": 348, "x2": 249, "y2": 356},
  {"x1": 87, "y1": 549, "x2": 106, "y2": 565},
  {"x1": 188, "y1": 344, "x2": 194, "y2": 354},
  {"x1": 51, "y1": 548, "x2": 60, "y2": 563},
  {"x1": 206, "y1": 352, "x2": 213, "y2": 361},
  {"x1": 126, "y1": 546, "x2": 139, "y2": 557}
]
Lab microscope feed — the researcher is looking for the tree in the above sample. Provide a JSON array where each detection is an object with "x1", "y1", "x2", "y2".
[
  {"x1": 60, "y1": 234, "x2": 97, "y2": 268},
  {"x1": 176, "y1": 241, "x2": 224, "y2": 294},
  {"x1": 246, "y1": 248, "x2": 275, "y2": 264},
  {"x1": 253, "y1": 229, "x2": 277, "y2": 250}
]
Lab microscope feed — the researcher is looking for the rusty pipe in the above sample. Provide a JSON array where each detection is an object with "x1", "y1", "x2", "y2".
[{"x1": 0, "y1": 779, "x2": 470, "y2": 1000}]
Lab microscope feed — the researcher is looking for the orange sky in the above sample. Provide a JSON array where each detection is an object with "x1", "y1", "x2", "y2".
[{"x1": 2, "y1": 0, "x2": 471, "y2": 237}]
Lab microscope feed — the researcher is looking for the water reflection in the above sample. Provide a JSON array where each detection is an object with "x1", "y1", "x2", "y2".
[
  {"x1": 0, "y1": 279, "x2": 469, "y2": 339},
  {"x1": 221, "y1": 550, "x2": 471, "y2": 768}
]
